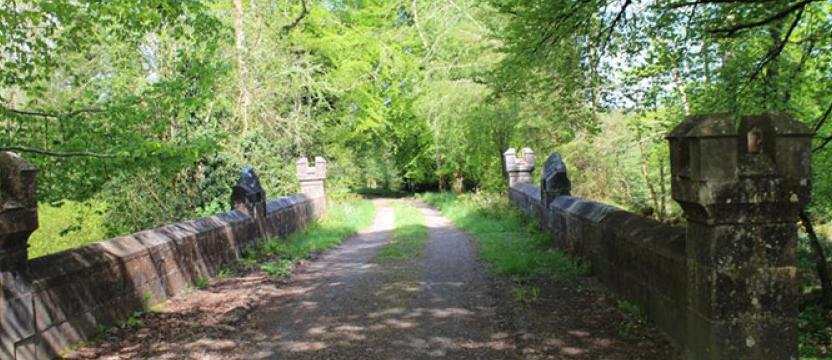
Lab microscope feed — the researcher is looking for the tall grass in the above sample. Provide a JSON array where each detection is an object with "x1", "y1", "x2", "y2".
[{"x1": 421, "y1": 192, "x2": 588, "y2": 281}]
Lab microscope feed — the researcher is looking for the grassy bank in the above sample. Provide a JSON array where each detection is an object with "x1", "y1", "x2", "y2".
[
  {"x1": 375, "y1": 202, "x2": 428, "y2": 260},
  {"x1": 420, "y1": 192, "x2": 588, "y2": 281}
]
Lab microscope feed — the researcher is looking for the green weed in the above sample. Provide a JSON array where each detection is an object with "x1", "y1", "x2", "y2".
[
  {"x1": 617, "y1": 300, "x2": 645, "y2": 338},
  {"x1": 117, "y1": 311, "x2": 144, "y2": 329},
  {"x1": 217, "y1": 267, "x2": 236, "y2": 278},
  {"x1": 194, "y1": 278, "x2": 209, "y2": 289},
  {"x1": 511, "y1": 286, "x2": 540, "y2": 304}
]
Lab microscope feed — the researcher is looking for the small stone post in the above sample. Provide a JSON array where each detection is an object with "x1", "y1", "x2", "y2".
[
  {"x1": 1, "y1": 152, "x2": 39, "y2": 358},
  {"x1": 668, "y1": 113, "x2": 812, "y2": 360},
  {"x1": 297, "y1": 156, "x2": 327, "y2": 213},
  {"x1": 504, "y1": 148, "x2": 535, "y2": 187}
]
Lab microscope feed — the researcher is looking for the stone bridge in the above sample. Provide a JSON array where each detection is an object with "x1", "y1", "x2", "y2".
[
  {"x1": 0, "y1": 112, "x2": 813, "y2": 360},
  {"x1": 505, "y1": 112, "x2": 812, "y2": 360}
]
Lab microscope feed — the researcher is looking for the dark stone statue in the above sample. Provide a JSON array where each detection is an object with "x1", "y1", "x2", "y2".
[
  {"x1": 541, "y1": 151, "x2": 571, "y2": 208},
  {"x1": 230, "y1": 167, "x2": 266, "y2": 216}
]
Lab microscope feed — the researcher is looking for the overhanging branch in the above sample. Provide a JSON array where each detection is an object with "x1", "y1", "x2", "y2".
[
  {"x1": 1, "y1": 105, "x2": 105, "y2": 119},
  {"x1": 709, "y1": 0, "x2": 818, "y2": 35},
  {"x1": 282, "y1": 0, "x2": 308, "y2": 33},
  {"x1": 0, "y1": 146, "x2": 117, "y2": 158}
]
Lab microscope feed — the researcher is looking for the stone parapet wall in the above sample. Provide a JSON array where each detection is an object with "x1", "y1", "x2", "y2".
[
  {"x1": 1, "y1": 155, "x2": 327, "y2": 359},
  {"x1": 508, "y1": 186, "x2": 687, "y2": 346},
  {"x1": 506, "y1": 112, "x2": 812, "y2": 360}
]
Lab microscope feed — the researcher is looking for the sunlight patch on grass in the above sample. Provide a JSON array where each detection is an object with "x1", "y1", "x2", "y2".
[
  {"x1": 375, "y1": 202, "x2": 428, "y2": 260},
  {"x1": 421, "y1": 192, "x2": 589, "y2": 281}
]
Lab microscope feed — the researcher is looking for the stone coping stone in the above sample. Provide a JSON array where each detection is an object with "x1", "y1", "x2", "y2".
[
  {"x1": 551, "y1": 196, "x2": 618, "y2": 223},
  {"x1": 602, "y1": 211, "x2": 685, "y2": 257},
  {"x1": 267, "y1": 194, "x2": 310, "y2": 212},
  {"x1": 511, "y1": 183, "x2": 541, "y2": 200},
  {"x1": 549, "y1": 196, "x2": 685, "y2": 257}
]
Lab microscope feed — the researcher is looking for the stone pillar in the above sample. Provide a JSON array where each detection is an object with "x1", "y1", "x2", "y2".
[
  {"x1": 0, "y1": 152, "x2": 38, "y2": 272},
  {"x1": 297, "y1": 156, "x2": 327, "y2": 211},
  {"x1": 504, "y1": 148, "x2": 535, "y2": 187},
  {"x1": 0, "y1": 152, "x2": 39, "y2": 359},
  {"x1": 668, "y1": 113, "x2": 812, "y2": 360},
  {"x1": 541, "y1": 151, "x2": 571, "y2": 208}
]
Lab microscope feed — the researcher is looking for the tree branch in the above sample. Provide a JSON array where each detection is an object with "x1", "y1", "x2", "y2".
[
  {"x1": 813, "y1": 100, "x2": 832, "y2": 133},
  {"x1": 282, "y1": 0, "x2": 308, "y2": 33},
  {"x1": 602, "y1": 0, "x2": 632, "y2": 49},
  {"x1": 667, "y1": 0, "x2": 781, "y2": 9},
  {"x1": 0, "y1": 146, "x2": 117, "y2": 158},
  {"x1": 814, "y1": 136, "x2": 832, "y2": 153},
  {"x1": 749, "y1": 4, "x2": 804, "y2": 81},
  {"x1": 709, "y1": 0, "x2": 817, "y2": 35},
  {"x1": 1, "y1": 105, "x2": 105, "y2": 119}
]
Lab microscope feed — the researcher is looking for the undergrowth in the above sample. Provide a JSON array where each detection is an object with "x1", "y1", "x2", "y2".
[
  {"x1": 420, "y1": 192, "x2": 589, "y2": 281},
  {"x1": 798, "y1": 234, "x2": 832, "y2": 359},
  {"x1": 28, "y1": 200, "x2": 108, "y2": 258},
  {"x1": 375, "y1": 202, "x2": 428, "y2": 260}
]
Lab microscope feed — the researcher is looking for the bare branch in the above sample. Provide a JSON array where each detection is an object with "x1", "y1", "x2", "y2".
[{"x1": 0, "y1": 146, "x2": 117, "y2": 158}]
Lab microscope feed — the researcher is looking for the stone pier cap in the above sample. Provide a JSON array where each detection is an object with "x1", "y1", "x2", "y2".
[{"x1": 667, "y1": 112, "x2": 812, "y2": 224}]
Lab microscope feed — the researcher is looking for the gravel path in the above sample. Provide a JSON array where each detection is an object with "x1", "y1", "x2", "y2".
[
  {"x1": 68, "y1": 198, "x2": 675, "y2": 359},
  {"x1": 235, "y1": 199, "x2": 515, "y2": 359}
]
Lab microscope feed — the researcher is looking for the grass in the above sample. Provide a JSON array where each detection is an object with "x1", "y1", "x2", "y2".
[
  {"x1": 238, "y1": 199, "x2": 376, "y2": 277},
  {"x1": 375, "y1": 202, "x2": 428, "y2": 260},
  {"x1": 420, "y1": 192, "x2": 589, "y2": 281},
  {"x1": 28, "y1": 200, "x2": 108, "y2": 258}
]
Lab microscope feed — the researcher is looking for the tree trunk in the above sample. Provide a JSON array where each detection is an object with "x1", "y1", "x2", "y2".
[
  {"x1": 658, "y1": 156, "x2": 668, "y2": 221},
  {"x1": 800, "y1": 210, "x2": 832, "y2": 308},
  {"x1": 638, "y1": 136, "x2": 662, "y2": 222},
  {"x1": 234, "y1": 0, "x2": 249, "y2": 134},
  {"x1": 671, "y1": 65, "x2": 691, "y2": 116}
]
